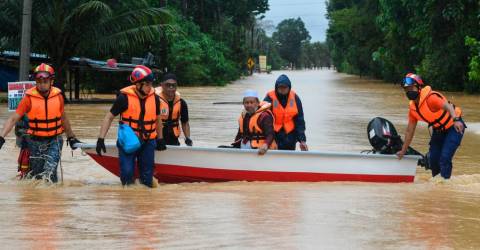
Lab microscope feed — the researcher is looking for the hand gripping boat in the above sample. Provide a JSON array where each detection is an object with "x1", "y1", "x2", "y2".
[{"x1": 78, "y1": 117, "x2": 424, "y2": 183}]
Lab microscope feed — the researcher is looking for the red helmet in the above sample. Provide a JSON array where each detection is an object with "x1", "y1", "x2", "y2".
[
  {"x1": 34, "y1": 63, "x2": 55, "y2": 78},
  {"x1": 130, "y1": 65, "x2": 154, "y2": 83},
  {"x1": 403, "y1": 73, "x2": 424, "y2": 86}
]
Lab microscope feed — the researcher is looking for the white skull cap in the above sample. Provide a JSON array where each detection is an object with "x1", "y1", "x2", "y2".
[{"x1": 243, "y1": 89, "x2": 258, "y2": 99}]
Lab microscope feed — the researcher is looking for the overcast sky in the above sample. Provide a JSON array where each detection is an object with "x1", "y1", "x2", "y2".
[{"x1": 263, "y1": 0, "x2": 328, "y2": 42}]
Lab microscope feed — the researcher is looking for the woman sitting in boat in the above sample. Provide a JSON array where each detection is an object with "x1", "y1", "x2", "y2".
[{"x1": 232, "y1": 90, "x2": 277, "y2": 155}]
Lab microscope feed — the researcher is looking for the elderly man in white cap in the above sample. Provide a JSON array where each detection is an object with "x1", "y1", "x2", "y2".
[{"x1": 232, "y1": 89, "x2": 277, "y2": 155}]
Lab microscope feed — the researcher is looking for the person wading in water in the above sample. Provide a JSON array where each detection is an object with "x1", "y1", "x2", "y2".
[
  {"x1": 396, "y1": 73, "x2": 466, "y2": 179},
  {"x1": 0, "y1": 63, "x2": 81, "y2": 182}
]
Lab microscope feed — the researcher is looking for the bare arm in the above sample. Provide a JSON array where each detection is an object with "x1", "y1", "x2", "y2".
[
  {"x1": 443, "y1": 102, "x2": 464, "y2": 133},
  {"x1": 62, "y1": 113, "x2": 75, "y2": 138},
  {"x1": 0, "y1": 113, "x2": 22, "y2": 138},
  {"x1": 443, "y1": 102, "x2": 457, "y2": 118},
  {"x1": 1, "y1": 113, "x2": 22, "y2": 137},
  {"x1": 402, "y1": 120, "x2": 417, "y2": 151},
  {"x1": 98, "y1": 112, "x2": 115, "y2": 139},
  {"x1": 181, "y1": 122, "x2": 190, "y2": 138},
  {"x1": 397, "y1": 119, "x2": 417, "y2": 159}
]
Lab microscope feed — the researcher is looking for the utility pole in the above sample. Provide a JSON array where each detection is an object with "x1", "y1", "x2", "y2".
[{"x1": 19, "y1": 0, "x2": 32, "y2": 81}]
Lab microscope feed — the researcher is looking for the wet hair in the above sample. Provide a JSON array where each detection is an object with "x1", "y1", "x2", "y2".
[{"x1": 162, "y1": 73, "x2": 177, "y2": 82}]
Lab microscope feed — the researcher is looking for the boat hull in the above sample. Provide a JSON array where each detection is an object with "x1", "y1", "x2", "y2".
[{"x1": 82, "y1": 145, "x2": 419, "y2": 183}]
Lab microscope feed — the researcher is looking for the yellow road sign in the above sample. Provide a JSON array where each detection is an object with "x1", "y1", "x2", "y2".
[{"x1": 247, "y1": 57, "x2": 255, "y2": 69}]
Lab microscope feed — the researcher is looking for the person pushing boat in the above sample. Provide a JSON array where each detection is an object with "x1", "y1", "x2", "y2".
[
  {"x1": 396, "y1": 73, "x2": 466, "y2": 179},
  {"x1": 95, "y1": 65, "x2": 166, "y2": 188}
]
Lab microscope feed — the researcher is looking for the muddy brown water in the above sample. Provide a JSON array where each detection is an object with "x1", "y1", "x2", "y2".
[{"x1": 0, "y1": 70, "x2": 479, "y2": 249}]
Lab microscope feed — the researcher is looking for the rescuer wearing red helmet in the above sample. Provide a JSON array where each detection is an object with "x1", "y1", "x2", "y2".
[
  {"x1": 397, "y1": 73, "x2": 466, "y2": 179},
  {"x1": 0, "y1": 63, "x2": 81, "y2": 182},
  {"x1": 96, "y1": 65, "x2": 166, "y2": 188}
]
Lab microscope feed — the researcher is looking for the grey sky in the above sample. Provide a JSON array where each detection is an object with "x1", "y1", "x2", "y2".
[{"x1": 263, "y1": 0, "x2": 328, "y2": 42}]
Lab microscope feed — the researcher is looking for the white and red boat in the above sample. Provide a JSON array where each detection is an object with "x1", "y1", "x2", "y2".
[{"x1": 79, "y1": 144, "x2": 420, "y2": 183}]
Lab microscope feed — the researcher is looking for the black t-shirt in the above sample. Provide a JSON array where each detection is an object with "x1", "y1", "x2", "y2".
[
  {"x1": 167, "y1": 98, "x2": 189, "y2": 123},
  {"x1": 162, "y1": 98, "x2": 189, "y2": 145},
  {"x1": 110, "y1": 93, "x2": 160, "y2": 116}
]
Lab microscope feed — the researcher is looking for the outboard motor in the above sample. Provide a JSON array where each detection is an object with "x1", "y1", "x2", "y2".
[
  {"x1": 367, "y1": 117, "x2": 402, "y2": 154},
  {"x1": 367, "y1": 117, "x2": 430, "y2": 170}
]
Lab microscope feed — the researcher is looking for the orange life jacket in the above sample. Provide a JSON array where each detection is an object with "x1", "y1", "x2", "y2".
[
  {"x1": 120, "y1": 85, "x2": 158, "y2": 140},
  {"x1": 267, "y1": 89, "x2": 298, "y2": 133},
  {"x1": 156, "y1": 87, "x2": 182, "y2": 138},
  {"x1": 409, "y1": 86, "x2": 462, "y2": 131},
  {"x1": 25, "y1": 87, "x2": 64, "y2": 137},
  {"x1": 238, "y1": 102, "x2": 278, "y2": 149}
]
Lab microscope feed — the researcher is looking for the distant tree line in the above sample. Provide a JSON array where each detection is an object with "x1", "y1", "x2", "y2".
[
  {"x1": 272, "y1": 18, "x2": 331, "y2": 70},
  {"x1": 0, "y1": 0, "x2": 331, "y2": 89},
  {"x1": 326, "y1": 0, "x2": 480, "y2": 92}
]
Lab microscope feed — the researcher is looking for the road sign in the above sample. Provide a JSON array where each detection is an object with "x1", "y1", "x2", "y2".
[
  {"x1": 259, "y1": 55, "x2": 267, "y2": 72},
  {"x1": 247, "y1": 57, "x2": 255, "y2": 70},
  {"x1": 8, "y1": 81, "x2": 35, "y2": 111}
]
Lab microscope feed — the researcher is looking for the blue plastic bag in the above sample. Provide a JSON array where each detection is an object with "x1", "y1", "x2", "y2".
[{"x1": 118, "y1": 123, "x2": 141, "y2": 154}]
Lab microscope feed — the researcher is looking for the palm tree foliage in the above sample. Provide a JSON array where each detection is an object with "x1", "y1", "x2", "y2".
[
  {"x1": 0, "y1": 0, "x2": 172, "y2": 82},
  {"x1": 0, "y1": 0, "x2": 330, "y2": 87}
]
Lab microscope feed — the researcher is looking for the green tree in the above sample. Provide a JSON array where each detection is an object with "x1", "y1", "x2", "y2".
[
  {"x1": 249, "y1": 20, "x2": 286, "y2": 70},
  {"x1": 0, "y1": 0, "x2": 171, "y2": 86},
  {"x1": 326, "y1": 0, "x2": 383, "y2": 76},
  {"x1": 413, "y1": 0, "x2": 479, "y2": 91},
  {"x1": 155, "y1": 0, "x2": 269, "y2": 72},
  {"x1": 375, "y1": 0, "x2": 421, "y2": 82},
  {"x1": 272, "y1": 18, "x2": 311, "y2": 68},
  {"x1": 160, "y1": 10, "x2": 238, "y2": 84},
  {"x1": 465, "y1": 36, "x2": 480, "y2": 93},
  {"x1": 309, "y1": 42, "x2": 331, "y2": 68},
  {"x1": 327, "y1": 0, "x2": 480, "y2": 91}
]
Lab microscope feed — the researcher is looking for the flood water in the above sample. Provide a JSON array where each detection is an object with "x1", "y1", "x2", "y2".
[{"x1": 0, "y1": 70, "x2": 479, "y2": 249}]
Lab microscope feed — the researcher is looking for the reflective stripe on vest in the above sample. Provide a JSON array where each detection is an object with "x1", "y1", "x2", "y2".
[
  {"x1": 409, "y1": 86, "x2": 462, "y2": 131},
  {"x1": 120, "y1": 85, "x2": 158, "y2": 140},
  {"x1": 26, "y1": 87, "x2": 64, "y2": 137},
  {"x1": 238, "y1": 102, "x2": 277, "y2": 149},
  {"x1": 158, "y1": 90, "x2": 181, "y2": 138},
  {"x1": 267, "y1": 89, "x2": 298, "y2": 133}
]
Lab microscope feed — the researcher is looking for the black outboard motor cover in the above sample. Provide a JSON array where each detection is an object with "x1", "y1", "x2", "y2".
[
  {"x1": 366, "y1": 117, "x2": 430, "y2": 170},
  {"x1": 367, "y1": 117, "x2": 403, "y2": 154}
]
